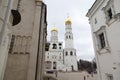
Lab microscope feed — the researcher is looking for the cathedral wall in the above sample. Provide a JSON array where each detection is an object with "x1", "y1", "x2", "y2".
[
  {"x1": 4, "y1": 54, "x2": 29, "y2": 80},
  {"x1": 11, "y1": 0, "x2": 36, "y2": 36},
  {"x1": 4, "y1": 0, "x2": 47, "y2": 80},
  {"x1": 5, "y1": 1, "x2": 36, "y2": 78}
]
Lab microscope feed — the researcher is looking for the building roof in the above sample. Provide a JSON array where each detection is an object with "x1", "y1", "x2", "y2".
[{"x1": 86, "y1": 0, "x2": 102, "y2": 17}]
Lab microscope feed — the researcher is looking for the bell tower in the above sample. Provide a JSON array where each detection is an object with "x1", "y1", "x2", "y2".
[
  {"x1": 65, "y1": 18, "x2": 74, "y2": 48},
  {"x1": 64, "y1": 17, "x2": 78, "y2": 71},
  {"x1": 51, "y1": 27, "x2": 58, "y2": 42}
]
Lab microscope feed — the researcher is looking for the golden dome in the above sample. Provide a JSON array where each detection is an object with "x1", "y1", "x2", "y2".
[
  {"x1": 51, "y1": 27, "x2": 58, "y2": 32},
  {"x1": 65, "y1": 18, "x2": 72, "y2": 24}
]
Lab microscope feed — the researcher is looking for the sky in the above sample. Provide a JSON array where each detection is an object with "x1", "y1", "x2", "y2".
[{"x1": 45, "y1": 0, "x2": 96, "y2": 61}]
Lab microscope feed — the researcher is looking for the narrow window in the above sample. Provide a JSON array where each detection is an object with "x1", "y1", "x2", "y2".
[
  {"x1": 53, "y1": 62, "x2": 56, "y2": 69},
  {"x1": 59, "y1": 47, "x2": 61, "y2": 49},
  {"x1": 53, "y1": 43, "x2": 57, "y2": 49},
  {"x1": 66, "y1": 51, "x2": 68, "y2": 56},
  {"x1": 107, "y1": 8, "x2": 113, "y2": 20},
  {"x1": 69, "y1": 35, "x2": 71, "y2": 39},
  {"x1": 99, "y1": 33, "x2": 106, "y2": 49},
  {"x1": 70, "y1": 51, "x2": 73, "y2": 56},
  {"x1": 95, "y1": 18, "x2": 97, "y2": 24},
  {"x1": 9, "y1": 35, "x2": 15, "y2": 53}
]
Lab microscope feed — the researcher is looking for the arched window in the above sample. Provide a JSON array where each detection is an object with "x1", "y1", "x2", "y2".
[
  {"x1": 59, "y1": 43, "x2": 62, "y2": 46},
  {"x1": 52, "y1": 43, "x2": 57, "y2": 49},
  {"x1": 70, "y1": 51, "x2": 73, "y2": 56},
  {"x1": 66, "y1": 51, "x2": 68, "y2": 56},
  {"x1": 69, "y1": 35, "x2": 71, "y2": 39}
]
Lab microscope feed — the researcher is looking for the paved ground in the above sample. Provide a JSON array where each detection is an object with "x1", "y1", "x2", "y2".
[{"x1": 46, "y1": 71, "x2": 97, "y2": 80}]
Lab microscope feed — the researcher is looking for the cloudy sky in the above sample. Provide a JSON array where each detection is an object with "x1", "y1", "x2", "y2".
[{"x1": 45, "y1": 0, "x2": 95, "y2": 61}]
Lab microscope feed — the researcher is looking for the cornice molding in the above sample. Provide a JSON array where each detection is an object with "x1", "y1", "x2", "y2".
[{"x1": 86, "y1": 0, "x2": 104, "y2": 18}]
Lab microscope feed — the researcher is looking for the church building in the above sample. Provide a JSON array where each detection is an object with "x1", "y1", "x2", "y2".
[{"x1": 45, "y1": 18, "x2": 78, "y2": 72}]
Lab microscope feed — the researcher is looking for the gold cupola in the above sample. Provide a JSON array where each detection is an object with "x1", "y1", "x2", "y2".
[
  {"x1": 51, "y1": 27, "x2": 58, "y2": 32},
  {"x1": 65, "y1": 18, "x2": 72, "y2": 24}
]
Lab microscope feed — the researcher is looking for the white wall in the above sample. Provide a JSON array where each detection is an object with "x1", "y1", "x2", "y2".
[{"x1": 87, "y1": 0, "x2": 120, "y2": 80}]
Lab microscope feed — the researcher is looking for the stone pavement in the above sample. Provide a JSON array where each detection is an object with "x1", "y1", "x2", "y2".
[{"x1": 56, "y1": 71, "x2": 97, "y2": 80}]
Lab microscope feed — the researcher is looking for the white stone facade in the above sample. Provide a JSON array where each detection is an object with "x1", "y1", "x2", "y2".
[
  {"x1": 86, "y1": 0, "x2": 120, "y2": 80},
  {"x1": 45, "y1": 29, "x2": 65, "y2": 71},
  {"x1": 45, "y1": 19, "x2": 78, "y2": 72}
]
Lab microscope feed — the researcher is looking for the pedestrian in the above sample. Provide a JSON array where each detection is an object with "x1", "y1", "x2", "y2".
[
  {"x1": 55, "y1": 70, "x2": 58, "y2": 77},
  {"x1": 84, "y1": 76, "x2": 86, "y2": 80}
]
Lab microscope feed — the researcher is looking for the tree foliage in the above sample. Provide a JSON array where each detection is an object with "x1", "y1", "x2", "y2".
[{"x1": 78, "y1": 59, "x2": 97, "y2": 74}]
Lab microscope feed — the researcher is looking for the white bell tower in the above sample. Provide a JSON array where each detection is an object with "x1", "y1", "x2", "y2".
[
  {"x1": 65, "y1": 18, "x2": 74, "y2": 48},
  {"x1": 50, "y1": 27, "x2": 58, "y2": 42},
  {"x1": 64, "y1": 17, "x2": 78, "y2": 71}
]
